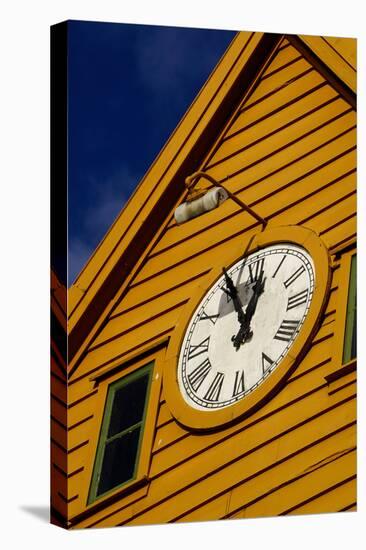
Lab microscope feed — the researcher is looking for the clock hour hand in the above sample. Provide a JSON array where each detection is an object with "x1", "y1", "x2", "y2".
[
  {"x1": 232, "y1": 271, "x2": 266, "y2": 350},
  {"x1": 222, "y1": 268, "x2": 246, "y2": 326},
  {"x1": 244, "y1": 270, "x2": 266, "y2": 326}
]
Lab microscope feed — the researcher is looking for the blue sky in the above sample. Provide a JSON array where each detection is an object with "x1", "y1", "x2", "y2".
[{"x1": 67, "y1": 20, "x2": 236, "y2": 286}]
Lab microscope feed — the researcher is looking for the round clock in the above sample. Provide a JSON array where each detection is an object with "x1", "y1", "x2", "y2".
[{"x1": 163, "y1": 226, "x2": 331, "y2": 430}]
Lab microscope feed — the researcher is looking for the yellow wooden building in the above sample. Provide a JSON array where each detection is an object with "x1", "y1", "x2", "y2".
[{"x1": 50, "y1": 30, "x2": 357, "y2": 529}]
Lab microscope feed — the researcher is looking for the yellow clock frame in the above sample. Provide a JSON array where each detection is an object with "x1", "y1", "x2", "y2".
[{"x1": 163, "y1": 225, "x2": 332, "y2": 431}]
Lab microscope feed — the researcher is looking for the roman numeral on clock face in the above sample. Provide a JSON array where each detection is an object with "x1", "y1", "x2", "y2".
[
  {"x1": 187, "y1": 358, "x2": 212, "y2": 391},
  {"x1": 232, "y1": 370, "x2": 245, "y2": 396},
  {"x1": 204, "y1": 372, "x2": 225, "y2": 402},
  {"x1": 262, "y1": 352, "x2": 274, "y2": 374},
  {"x1": 248, "y1": 258, "x2": 265, "y2": 283},
  {"x1": 199, "y1": 310, "x2": 219, "y2": 325},
  {"x1": 287, "y1": 289, "x2": 309, "y2": 311},
  {"x1": 283, "y1": 265, "x2": 305, "y2": 288},
  {"x1": 272, "y1": 255, "x2": 286, "y2": 278},
  {"x1": 188, "y1": 336, "x2": 210, "y2": 360},
  {"x1": 274, "y1": 319, "x2": 300, "y2": 342}
]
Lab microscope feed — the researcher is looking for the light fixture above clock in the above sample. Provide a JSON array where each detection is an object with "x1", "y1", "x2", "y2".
[{"x1": 174, "y1": 170, "x2": 268, "y2": 229}]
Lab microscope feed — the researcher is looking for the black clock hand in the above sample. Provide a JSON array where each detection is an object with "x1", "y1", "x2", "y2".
[
  {"x1": 222, "y1": 267, "x2": 237, "y2": 299},
  {"x1": 232, "y1": 271, "x2": 266, "y2": 350},
  {"x1": 244, "y1": 271, "x2": 265, "y2": 327},
  {"x1": 222, "y1": 268, "x2": 246, "y2": 326}
]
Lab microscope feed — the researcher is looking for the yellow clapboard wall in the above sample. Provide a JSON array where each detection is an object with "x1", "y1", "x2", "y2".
[
  {"x1": 58, "y1": 34, "x2": 356, "y2": 528},
  {"x1": 50, "y1": 271, "x2": 69, "y2": 522}
]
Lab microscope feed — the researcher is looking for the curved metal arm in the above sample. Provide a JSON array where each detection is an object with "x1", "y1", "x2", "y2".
[{"x1": 185, "y1": 171, "x2": 267, "y2": 229}]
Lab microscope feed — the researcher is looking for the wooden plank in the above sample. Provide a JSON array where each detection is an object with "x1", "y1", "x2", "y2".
[
  {"x1": 51, "y1": 349, "x2": 67, "y2": 379},
  {"x1": 227, "y1": 70, "x2": 326, "y2": 137},
  {"x1": 231, "y1": 449, "x2": 356, "y2": 519},
  {"x1": 51, "y1": 371, "x2": 67, "y2": 395},
  {"x1": 225, "y1": 81, "x2": 337, "y2": 148},
  {"x1": 207, "y1": 103, "x2": 352, "y2": 179},
  {"x1": 261, "y1": 44, "x2": 302, "y2": 78},
  {"x1": 341, "y1": 504, "x2": 356, "y2": 512},
  {"x1": 255, "y1": 161, "x2": 356, "y2": 224},
  {"x1": 68, "y1": 415, "x2": 95, "y2": 449},
  {"x1": 324, "y1": 37, "x2": 357, "y2": 71},
  {"x1": 328, "y1": 371, "x2": 356, "y2": 395},
  {"x1": 210, "y1": 88, "x2": 340, "y2": 166},
  {"x1": 176, "y1": 492, "x2": 230, "y2": 523},
  {"x1": 298, "y1": 35, "x2": 356, "y2": 92},
  {"x1": 278, "y1": 38, "x2": 291, "y2": 51},
  {"x1": 299, "y1": 182, "x2": 356, "y2": 227},
  {"x1": 284, "y1": 476, "x2": 356, "y2": 516},
  {"x1": 72, "y1": 328, "x2": 172, "y2": 386},
  {"x1": 112, "y1": 268, "x2": 210, "y2": 317},
  {"x1": 67, "y1": 439, "x2": 91, "y2": 473},
  {"x1": 51, "y1": 395, "x2": 67, "y2": 423},
  {"x1": 319, "y1": 215, "x2": 356, "y2": 250},
  {"x1": 68, "y1": 475, "x2": 151, "y2": 525},
  {"x1": 266, "y1": 170, "x2": 355, "y2": 230},
  {"x1": 65, "y1": 469, "x2": 88, "y2": 504},
  {"x1": 301, "y1": 193, "x2": 356, "y2": 236},
  {"x1": 67, "y1": 393, "x2": 98, "y2": 426},
  {"x1": 51, "y1": 418, "x2": 67, "y2": 448},
  {"x1": 156, "y1": 401, "x2": 174, "y2": 428},
  {"x1": 182, "y1": 446, "x2": 356, "y2": 522},
  {"x1": 51, "y1": 478, "x2": 68, "y2": 519},
  {"x1": 287, "y1": 343, "x2": 333, "y2": 385},
  {"x1": 84, "y1": 306, "x2": 182, "y2": 371},
  {"x1": 51, "y1": 440, "x2": 67, "y2": 472},
  {"x1": 91, "y1": 298, "x2": 187, "y2": 350},
  {"x1": 243, "y1": 57, "x2": 313, "y2": 107},
  {"x1": 288, "y1": 479, "x2": 357, "y2": 515}
]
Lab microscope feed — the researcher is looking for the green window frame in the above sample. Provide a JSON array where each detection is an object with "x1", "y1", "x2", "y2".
[
  {"x1": 343, "y1": 254, "x2": 357, "y2": 364},
  {"x1": 88, "y1": 362, "x2": 153, "y2": 504}
]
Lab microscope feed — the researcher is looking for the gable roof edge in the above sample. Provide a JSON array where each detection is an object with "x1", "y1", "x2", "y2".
[
  {"x1": 296, "y1": 34, "x2": 356, "y2": 94},
  {"x1": 67, "y1": 31, "x2": 282, "y2": 369}
]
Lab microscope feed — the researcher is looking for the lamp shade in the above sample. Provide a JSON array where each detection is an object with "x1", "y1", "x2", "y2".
[{"x1": 174, "y1": 186, "x2": 228, "y2": 225}]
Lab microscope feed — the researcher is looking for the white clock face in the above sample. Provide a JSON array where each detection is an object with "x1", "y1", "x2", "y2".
[{"x1": 178, "y1": 244, "x2": 315, "y2": 410}]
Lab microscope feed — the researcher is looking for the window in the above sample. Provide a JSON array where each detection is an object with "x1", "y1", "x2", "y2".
[
  {"x1": 343, "y1": 254, "x2": 357, "y2": 363},
  {"x1": 88, "y1": 362, "x2": 153, "y2": 503}
]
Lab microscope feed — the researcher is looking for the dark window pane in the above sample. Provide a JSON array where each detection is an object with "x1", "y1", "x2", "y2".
[
  {"x1": 351, "y1": 300, "x2": 357, "y2": 360},
  {"x1": 97, "y1": 428, "x2": 140, "y2": 496},
  {"x1": 343, "y1": 254, "x2": 357, "y2": 364},
  {"x1": 351, "y1": 311, "x2": 357, "y2": 359},
  {"x1": 107, "y1": 374, "x2": 149, "y2": 438}
]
